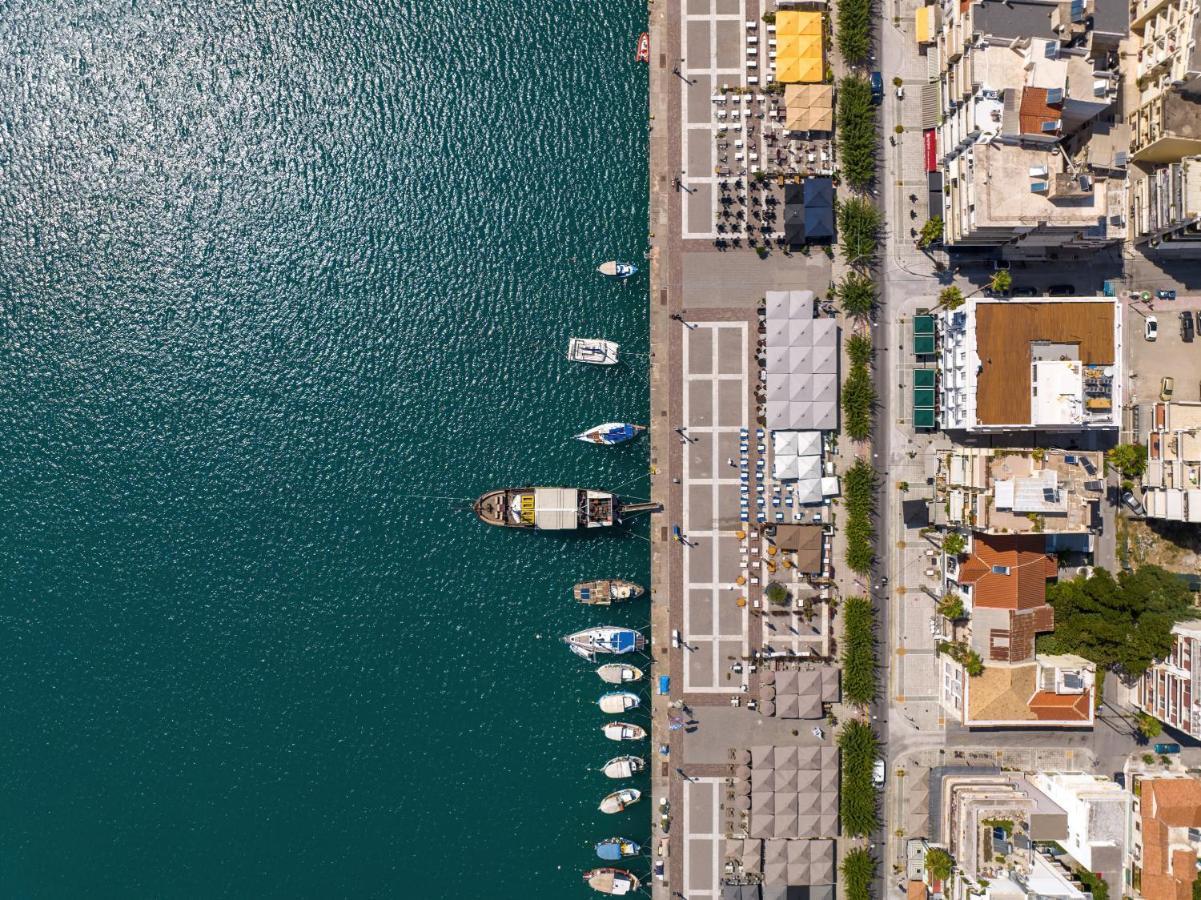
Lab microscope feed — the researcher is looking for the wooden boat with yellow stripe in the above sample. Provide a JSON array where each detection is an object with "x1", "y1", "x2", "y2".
[{"x1": 473, "y1": 487, "x2": 658, "y2": 530}]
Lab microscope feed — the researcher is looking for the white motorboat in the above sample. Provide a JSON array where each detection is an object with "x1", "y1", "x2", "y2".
[
  {"x1": 598, "y1": 691, "x2": 641, "y2": 714},
  {"x1": 597, "y1": 663, "x2": 644, "y2": 684},
  {"x1": 567, "y1": 337, "x2": 619, "y2": 365},
  {"x1": 602, "y1": 721, "x2": 646, "y2": 742},
  {"x1": 599, "y1": 787, "x2": 642, "y2": 814}
]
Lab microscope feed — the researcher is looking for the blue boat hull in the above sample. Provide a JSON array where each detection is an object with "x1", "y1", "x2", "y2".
[{"x1": 596, "y1": 838, "x2": 640, "y2": 860}]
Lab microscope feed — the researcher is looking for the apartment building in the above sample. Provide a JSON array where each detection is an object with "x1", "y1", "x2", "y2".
[
  {"x1": 937, "y1": 531, "x2": 1097, "y2": 728},
  {"x1": 1143, "y1": 401, "x2": 1201, "y2": 522},
  {"x1": 1027, "y1": 772, "x2": 1129, "y2": 896},
  {"x1": 1133, "y1": 618, "x2": 1201, "y2": 738},
  {"x1": 934, "y1": 0, "x2": 1127, "y2": 251},
  {"x1": 1131, "y1": 155, "x2": 1201, "y2": 246},
  {"x1": 938, "y1": 298, "x2": 1122, "y2": 433},
  {"x1": 1128, "y1": 772, "x2": 1201, "y2": 900}
]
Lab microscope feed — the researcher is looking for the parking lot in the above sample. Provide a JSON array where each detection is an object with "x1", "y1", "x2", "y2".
[{"x1": 1125, "y1": 297, "x2": 1201, "y2": 413}]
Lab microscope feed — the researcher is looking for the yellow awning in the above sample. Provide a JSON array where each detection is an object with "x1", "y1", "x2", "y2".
[
  {"x1": 794, "y1": 58, "x2": 824, "y2": 83},
  {"x1": 915, "y1": 6, "x2": 932, "y2": 43},
  {"x1": 776, "y1": 10, "x2": 823, "y2": 36},
  {"x1": 776, "y1": 57, "x2": 804, "y2": 83}
]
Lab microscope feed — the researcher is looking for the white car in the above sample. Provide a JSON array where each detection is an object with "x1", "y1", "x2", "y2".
[
  {"x1": 1145, "y1": 316, "x2": 1158, "y2": 341},
  {"x1": 872, "y1": 760, "x2": 886, "y2": 788}
]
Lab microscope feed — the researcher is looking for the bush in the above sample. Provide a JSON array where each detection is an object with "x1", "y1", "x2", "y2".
[
  {"x1": 843, "y1": 848, "x2": 877, "y2": 900},
  {"x1": 765, "y1": 582, "x2": 790, "y2": 605},
  {"x1": 839, "y1": 197, "x2": 883, "y2": 266},
  {"x1": 839, "y1": 721, "x2": 881, "y2": 837},
  {"x1": 843, "y1": 359, "x2": 876, "y2": 441},
  {"x1": 1137, "y1": 711, "x2": 1162, "y2": 739},
  {"x1": 925, "y1": 848, "x2": 953, "y2": 882},
  {"x1": 939, "y1": 640, "x2": 984, "y2": 676},
  {"x1": 844, "y1": 459, "x2": 877, "y2": 573},
  {"x1": 937, "y1": 592, "x2": 966, "y2": 620},
  {"x1": 991, "y1": 269, "x2": 1012, "y2": 293},
  {"x1": 837, "y1": 0, "x2": 872, "y2": 65},
  {"x1": 837, "y1": 272, "x2": 877, "y2": 318},
  {"x1": 837, "y1": 76, "x2": 877, "y2": 190},
  {"x1": 842, "y1": 596, "x2": 878, "y2": 704},
  {"x1": 942, "y1": 531, "x2": 966, "y2": 556}
]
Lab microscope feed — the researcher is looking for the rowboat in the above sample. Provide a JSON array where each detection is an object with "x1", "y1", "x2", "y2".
[
  {"x1": 596, "y1": 837, "x2": 641, "y2": 860},
  {"x1": 584, "y1": 867, "x2": 641, "y2": 895},
  {"x1": 597, "y1": 261, "x2": 639, "y2": 278},
  {"x1": 597, "y1": 663, "x2": 644, "y2": 684},
  {"x1": 602, "y1": 721, "x2": 646, "y2": 742},
  {"x1": 635, "y1": 31, "x2": 650, "y2": 63},
  {"x1": 598, "y1": 691, "x2": 641, "y2": 714},
  {"x1": 602, "y1": 755, "x2": 646, "y2": 778},
  {"x1": 575, "y1": 579, "x2": 645, "y2": 605},
  {"x1": 574, "y1": 423, "x2": 646, "y2": 446},
  {"x1": 599, "y1": 787, "x2": 641, "y2": 814}
]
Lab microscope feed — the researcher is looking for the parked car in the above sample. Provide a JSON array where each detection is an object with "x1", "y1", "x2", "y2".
[
  {"x1": 1145, "y1": 316, "x2": 1158, "y2": 341},
  {"x1": 870, "y1": 71, "x2": 884, "y2": 104},
  {"x1": 1154, "y1": 742, "x2": 1182, "y2": 754},
  {"x1": 1048, "y1": 284, "x2": 1076, "y2": 296},
  {"x1": 1163, "y1": 376, "x2": 1176, "y2": 400},
  {"x1": 1182, "y1": 311, "x2": 1195, "y2": 342},
  {"x1": 1157, "y1": 289, "x2": 1177, "y2": 300},
  {"x1": 896, "y1": 85, "x2": 905, "y2": 99},
  {"x1": 872, "y1": 759, "x2": 886, "y2": 788},
  {"x1": 1012, "y1": 286, "x2": 1038, "y2": 297},
  {"x1": 1195, "y1": 310, "x2": 1200, "y2": 331},
  {"x1": 1122, "y1": 491, "x2": 1147, "y2": 517}
]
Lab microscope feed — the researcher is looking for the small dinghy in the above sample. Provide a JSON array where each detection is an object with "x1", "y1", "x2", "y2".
[
  {"x1": 585, "y1": 867, "x2": 641, "y2": 895},
  {"x1": 634, "y1": 31, "x2": 650, "y2": 63},
  {"x1": 599, "y1": 788, "x2": 642, "y2": 814},
  {"x1": 602, "y1": 721, "x2": 646, "y2": 742},
  {"x1": 597, "y1": 261, "x2": 639, "y2": 278},
  {"x1": 576, "y1": 580, "x2": 645, "y2": 606},
  {"x1": 602, "y1": 755, "x2": 646, "y2": 779},
  {"x1": 596, "y1": 837, "x2": 641, "y2": 860},
  {"x1": 575, "y1": 422, "x2": 646, "y2": 446},
  {"x1": 598, "y1": 691, "x2": 641, "y2": 714},
  {"x1": 597, "y1": 663, "x2": 644, "y2": 684},
  {"x1": 567, "y1": 337, "x2": 619, "y2": 366}
]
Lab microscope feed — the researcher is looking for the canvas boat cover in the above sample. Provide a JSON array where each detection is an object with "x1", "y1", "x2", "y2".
[{"x1": 533, "y1": 487, "x2": 578, "y2": 529}]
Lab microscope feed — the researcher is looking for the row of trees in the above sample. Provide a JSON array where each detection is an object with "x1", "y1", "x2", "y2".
[
  {"x1": 842, "y1": 334, "x2": 876, "y2": 441},
  {"x1": 836, "y1": 0, "x2": 872, "y2": 65},
  {"x1": 841, "y1": 596, "x2": 878, "y2": 704},
  {"x1": 1039, "y1": 565, "x2": 1195, "y2": 678},
  {"x1": 842, "y1": 848, "x2": 877, "y2": 900},
  {"x1": 844, "y1": 459, "x2": 877, "y2": 573},
  {"x1": 838, "y1": 720, "x2": 881, "y2": 837},
  {"x1": 837, "y1": 75, "x2": 876, "y2": 190}
]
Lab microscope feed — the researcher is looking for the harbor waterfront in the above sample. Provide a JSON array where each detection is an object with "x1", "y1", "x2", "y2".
[{"x1": 0, "y1": 1, "x2": 648, "y2": 896}]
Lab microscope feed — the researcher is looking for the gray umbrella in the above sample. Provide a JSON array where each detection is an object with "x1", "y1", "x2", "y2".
[
  {"x1": 734, "y1": 795, "x2": 752, "y2": 811},
  {"x1": 736, "y1": 749, "x2": 752, "y2": 765},
  {"x1": 760, "y1": 700, "x2": 775, "y2": 717},
  {"x1": 736, "y1": 765, "x2": 752, "y2": 779},
  {"x1": 760, "y1": 684, "x2": 776, "y2": 701}
]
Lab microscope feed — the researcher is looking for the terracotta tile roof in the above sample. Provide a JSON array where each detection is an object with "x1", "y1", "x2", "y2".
[
  {"x1": 1019, "y1": 87, "x2": 1062, "y2": 137},
  {"x1": 957, "y1": 532, "x2": 1057, "y2": 611},
  {"x1": 1141, "y1": 778, "x2": 1201, "y2": 900},
  {"x1": 1001, "y1": 606, "x2": 1055, "y2": 663},
  {"x1": 909, "y1": 880, "x2": 928, "y2": 900},
  {"x1": 1028, "y1": 690, "x2": 1092, "y2": 720}
]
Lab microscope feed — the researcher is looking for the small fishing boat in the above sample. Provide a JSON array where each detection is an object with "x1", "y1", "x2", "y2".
[
  {"x1": 585, "y1": 867, "x2": 641, "y2": 895},
  {"x1": 564, "y1": 627, "x2": 645, "y2": 660},
  {"x1": 574, "y1": 423, "x2": 646, "y2": 446},
  {"x1": 597, "y1": 261, "x2": 639, "y2": 279},
  {"x1": 599, "y1": 691, "x2": 641, "y2": 714},
  {"x1": 568, "y1": 337, "x2": 620, "y2": 365},
  {"x1": 596, "y1": 837, "x2": 641, "y2": 860},
  {"x1": 635, "y1": 31, "x2": 650, "y2": 63},
  {"x1": 602, "y1": 755, "x2": 646, "y2": 779},
  {"x1": 599, "y1": 788, "x2": 642, "y2": 814},
  {"x1": 597, "y1": 663, "x2": 644, "y2": 684},
  {"x1": 602, "y1": 721, "x2": 647, "y2": 742},
  {"x1": 575, "y1": 579, "x2": 645, "y2": 605}
]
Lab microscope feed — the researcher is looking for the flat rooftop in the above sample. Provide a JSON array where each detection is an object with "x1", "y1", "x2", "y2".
[
  {"x1": 968, "y1": 144, "x2": 1109, "y2": 230},
  {"x1": 976, "y1": 301, "x2": 1115, "y2": 425}
]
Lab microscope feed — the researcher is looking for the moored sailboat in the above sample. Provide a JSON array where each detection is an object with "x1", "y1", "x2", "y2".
[
  {"x1": 574, "y1": 422, "x2": 646, "y2": 446},
  {"x1": 564, "y1": 626, "x2": 645, "y2": 660}
]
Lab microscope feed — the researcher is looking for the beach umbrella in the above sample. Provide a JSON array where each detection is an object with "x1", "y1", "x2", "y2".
[
  {"x1": 735, "y1": 765, "x2": 752, "y2": 779},
  {"x1": 734, "y1": 795, "x2": 751, "y2": 811},
  {"x1": 736, "y1": 749, "x2": 752, "y2": 764},
  {"x1": 760, "y1": 684, "x2": 776, "y2": 701},
  {"x1": 760, "y1": 700, "x2": 775, "y2": 716}
]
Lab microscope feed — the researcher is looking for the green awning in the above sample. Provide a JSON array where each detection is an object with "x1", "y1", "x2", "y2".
[
  {"x1": 913, "y1": 407, "x2": 937, "y2": 429},
  {"x1": 914, "y1": 334, "x2": 936, "y2": 355},
  {"x1": 914, "y1": 388, "x2": 936, "y2": 408},
  {"x1": 913, "y1": 315, "x2": 935, "y2": 335},
  {"x1": 913, "y1": 369, "x2": 935, "y2": 388}
]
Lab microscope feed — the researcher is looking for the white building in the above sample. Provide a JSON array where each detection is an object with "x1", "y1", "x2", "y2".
[{"x1": 1027, "y1": 772, "x2": 1129, "y2": 895}]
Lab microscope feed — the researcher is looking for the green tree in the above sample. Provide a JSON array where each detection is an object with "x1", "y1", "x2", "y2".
[
  {"x1": 938, "y1": 286, "x2": 965, "y2": 309},
  {"x1": 942, "y1": 531, "x2": 966, "y2": 556},
  {"x1": 925, "y1": 848, "x2": 954, "y2": 882},
  {"x1": 844, "y1": 460, "x2": 877, "y2": 573},
  {"x1": 839, "y1": 722, "x2": 881, "y2": 837},
  {"x1": 1137, "y1": 711, "x2": 1163, "y2": 740},
  {"x1": 836, "y1": 0, "x2": 872, "y2": 65},
  {"x1": 918, "y1": 217, "x2": 943, "y2": 249},
  {"x1": 842, "y1": 848, "x2": 877, "y2": 900},
  {"x1": 837, "y1": 272, "x2": 877, "y2": 318},
  {"x1": 847, "y1": 333, "x2": 873, "y2": 367},
  {"x1": 1044, "y1": 565, "x2": 1195, "y2": 678},
  {"x1": 839, "y1": 198, "x2": 883, "y2": 266},
  {"x1": 842, "y1": 360, "x2": 877, "y2": 441},
  {"x1": 765, "y1": 582, "x2": 790, "y2": 605},
  {"x1": 938, "y1": 592, "x2": 966, "y2": 620},
  {"x1": 990, "y1": 269, "x2": 1012, "y2": 294},
  {"x1": 1107, "y1": 443, "x2": 1148, "y2": 479}
]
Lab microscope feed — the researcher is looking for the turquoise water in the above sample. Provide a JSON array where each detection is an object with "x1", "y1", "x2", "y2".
[{"x1": 0, "y1": 2, "x2": 648, "y2": 896}]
